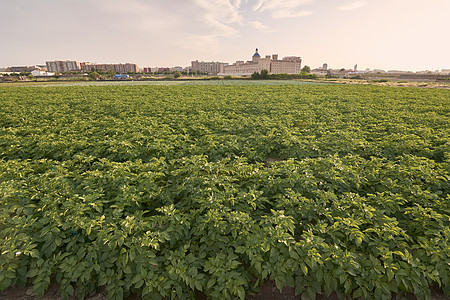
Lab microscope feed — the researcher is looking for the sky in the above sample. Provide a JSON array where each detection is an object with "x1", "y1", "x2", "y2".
[{"x1": 1, "y1": 0, "x2": 449, "y2": 71}]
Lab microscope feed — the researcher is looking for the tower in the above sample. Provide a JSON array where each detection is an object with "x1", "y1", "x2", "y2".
[{"x1": 252, "y1": 48, "x2": 261, "y2": 63}]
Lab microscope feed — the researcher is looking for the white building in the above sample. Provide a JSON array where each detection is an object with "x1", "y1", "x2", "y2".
[{"x1": 31, "y1": 70, "x2": 55, "y2": 77}]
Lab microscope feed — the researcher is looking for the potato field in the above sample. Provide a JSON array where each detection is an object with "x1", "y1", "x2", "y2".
[{"x1": 0, "y1": 83, "x2": 449, "y2": 299}]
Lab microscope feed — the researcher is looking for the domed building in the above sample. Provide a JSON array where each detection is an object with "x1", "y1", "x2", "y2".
[
  {"x1": 223, "y1": 48, "x2": 302, "y2": 75},
  {"x1": 223, "y1": 48, "x2": 271, "y2": 75},
  {"x1": 252, "y1": 48, "x2": 261, "y2": 63}
]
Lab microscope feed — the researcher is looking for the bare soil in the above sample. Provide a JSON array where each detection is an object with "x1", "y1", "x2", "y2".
[{"x1": 1, "y1": 281, "x2": 448, "y2": 300}]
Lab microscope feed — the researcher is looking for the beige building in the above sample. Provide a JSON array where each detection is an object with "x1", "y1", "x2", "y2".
[
  {"x1": 82, "y1": 63, "x2": 139, "y2": 73},
  {"x1": 191, "y1": 60, "x2": 228, "y2": 74},
  {"x1": 222, "y1": 49, "x2": 302, "y2": 75},
  {"x1": 46, "y1": 60, "x2": 81, "y2": 72},
  {"x1": 271, "y1": 56, "x2": 302, "y2": 74},
  {"x1": 223, "y1": 49, "x2": 270, "y2": 75}
]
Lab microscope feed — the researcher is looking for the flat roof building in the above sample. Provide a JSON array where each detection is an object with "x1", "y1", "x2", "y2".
[
  {"x1": 82, "y1": 63, "x2": 139, "y2": 73},
  {"x1": 191, "y1": 61, "x2": 228, "y2": 74}
]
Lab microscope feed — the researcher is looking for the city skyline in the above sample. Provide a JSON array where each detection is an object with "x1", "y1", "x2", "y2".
[{"x1": 1, "y1": 0, "x2": 449, "y2": 72}]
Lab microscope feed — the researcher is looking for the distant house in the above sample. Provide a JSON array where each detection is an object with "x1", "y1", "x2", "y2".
[
  {"x1": 171, "y1": 66, "x2": 183, "y2": 72},
  {"x1": 31, "y1": 70, "x2": 55, "y2": 77},
  {"x1": 311, "y1": 69, "x2": 328, "y2": 76}
]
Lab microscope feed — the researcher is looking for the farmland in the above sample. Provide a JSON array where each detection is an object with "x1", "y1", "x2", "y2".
[{"x1": 0, "y1": 83, "x2": 449, "y2": 300}]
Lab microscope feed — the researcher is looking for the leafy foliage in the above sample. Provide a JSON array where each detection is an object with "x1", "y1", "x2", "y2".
[
  {"x1": 0, "y1": 84, "x2": 449, "y2": 299},
  {"x1": 250, "y1": 70, "x2": 317, "y2": 80}
]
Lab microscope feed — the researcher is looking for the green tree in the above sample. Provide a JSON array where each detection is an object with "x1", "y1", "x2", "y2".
[
  {"x1": 89, "y1": 72, "x2": 100, "y2": 80},
  {"x1": 301, "y1": 65, "x2": 311, "y2": 74},
  {"x1": 260, "y1": 69, "x2": 269, "y2": 79},
  {"x1": 251, "y1": 71, "x2": 261, "y2": 79},
  {"x1": 106, "y1": 70, "x2": 115, "y2": 78},
  {"x1": 174, "y1": 71, "x2": 181, "y2": 79}
]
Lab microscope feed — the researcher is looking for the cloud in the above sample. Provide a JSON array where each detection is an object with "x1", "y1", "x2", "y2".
[
  {"x1": 193, "y1": 0, "x2": 244, "y2": 37},
  {"x1": 98, "y1": 0, "x2": 245, "y2": 53},
  {"x1": 337, "y1": 1, "x2": 367, "y2": 11},
  {"x1": 248, "y1": 21, "x2": 270, "y2": 30},
  {"x1": 100, "y1": 0, "x2": 244, "y2": 38},
  {"x1": 253, "y1": 0, "x2": 314, "y2": 18},
  {"x1": 272, "y1": 10, "x2": 312, "y2": 18},
  {"x1": 254, "y1": 0, "x2": 313, "y2": 12}
]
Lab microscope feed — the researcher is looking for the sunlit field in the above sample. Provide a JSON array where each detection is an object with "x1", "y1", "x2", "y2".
[{"x1": 1, "y1": 83, "x2": 448, "y2": 299}]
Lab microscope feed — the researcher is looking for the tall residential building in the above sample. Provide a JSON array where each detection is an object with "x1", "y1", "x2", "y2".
[
  {"x1": 223, "y1": 49, "x2": 302, "y2": 75},
  {"x1": 82, "y1": 63, "x2": 139, "y2": 73},
  {"x1": 46, "y1": 60, "x2": 81, "y2": 72},
  {"x1": 191, "y1": 60, "x2": 228, "y2": 74}
]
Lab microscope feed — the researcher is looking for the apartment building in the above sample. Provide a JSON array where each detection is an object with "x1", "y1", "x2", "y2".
[
  {"x1": 46, "y1": 60, "x2": 81, "y2": 72},
  {"x1": 191, "y1": 60, "x2": 228, "y2": 74},
  {"x1": 82, "y1": 63, "x2": 139, "y2": 73}
]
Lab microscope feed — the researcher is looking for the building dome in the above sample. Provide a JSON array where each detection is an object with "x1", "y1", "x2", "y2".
[{"x1": 252, "y1": 48, "x2": 260, "y2": 57}]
